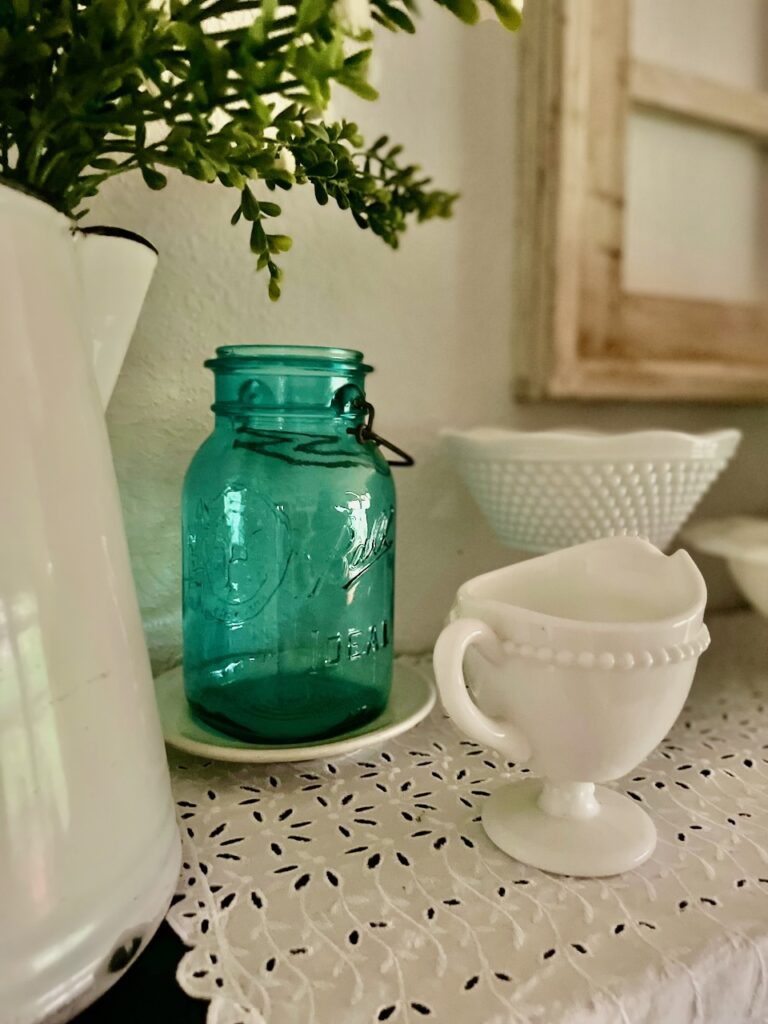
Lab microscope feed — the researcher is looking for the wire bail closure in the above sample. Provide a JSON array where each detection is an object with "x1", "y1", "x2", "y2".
[{"x1": 351, "y1": 401, "x2": 415, "y2": 467}]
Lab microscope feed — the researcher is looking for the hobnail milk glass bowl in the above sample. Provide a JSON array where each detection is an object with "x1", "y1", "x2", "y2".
[{"x1": 443, "y1": 428, "x2": 741, "y2": 553}]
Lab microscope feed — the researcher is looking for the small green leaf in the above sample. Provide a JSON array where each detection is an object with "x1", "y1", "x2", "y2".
[
  {"x1": 378, "y1": 4, "x2": 416, "y2": 32},
  {"x1": 343, "y1": 48, "x2": 372, "y2": 69},
  {"x1": 486, "y1": 0, "x2": 522, "y2": 30},
  {"x1": 339, "y1": 121, "x2": 361, "y2": 142},
  {"x1": 170, "y1": 22, "x2": 198, "y2": 47},
  {"x1": 241, "y1": 187, "x2": 260, "y2": 221},
  {"x1": 106, "y1": 0, "x2": 130, "y2": 36},
  {"x1": 340, "y1": 77, "x2": 378, "y2": 101},
  {"x1": 443, "y1": 0, "x2": 479, "y2": 24},
  {"x1": 267, "y1": 233, "x2": 292, "y2": 253},
  {"x1": 297, "y1": 0, "x2": 329, "y2": 30},
  {"x1": 250, "y1": 220, "x2": 267, "y2": 253},
  {"x1": 140, "y1": 166, "x2": 167, "y2": 190}
]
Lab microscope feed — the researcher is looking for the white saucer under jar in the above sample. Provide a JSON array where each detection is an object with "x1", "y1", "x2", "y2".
[{"x1": 156, "y1": 662, "x2": 435, "y2": 764}]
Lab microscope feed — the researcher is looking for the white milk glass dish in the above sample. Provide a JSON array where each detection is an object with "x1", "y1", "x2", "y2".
[
  {"x1": 443, "y1": 428, "x2": 741, "y2": 552},
  {"x1": 433, "y1": 537, "x2": 709, "y2": 877},
  {"x1": 684, "y1": 516, "x2": 768, "y2": 618}
]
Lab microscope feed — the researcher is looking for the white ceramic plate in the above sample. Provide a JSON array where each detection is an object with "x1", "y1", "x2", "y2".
[
  {"x1": 155, "y1": 663, "x2": 436, "y2": 763},
  {"x1": 683, "y1": 515, "x2": 768, "y2": 566},
  {"x1": 683, "y1": 515, "x2": 768, "y2": 617}
]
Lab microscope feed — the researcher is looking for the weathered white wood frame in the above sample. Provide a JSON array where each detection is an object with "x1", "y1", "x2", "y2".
[{"x1": 516, "y1": 0, "x2": 768, "y2": 402}]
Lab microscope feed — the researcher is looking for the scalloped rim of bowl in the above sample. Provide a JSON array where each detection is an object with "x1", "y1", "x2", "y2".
[
  {"x1": 441, "y1": 428, "x2": 742, "y2": 462},
  {"x1": 682, "y1": 516, "x2": 768, "y2": 568}
]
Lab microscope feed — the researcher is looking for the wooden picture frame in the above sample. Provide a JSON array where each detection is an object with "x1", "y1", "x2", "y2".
[{"x1": 515, "y1": 0, "x2": 768, "y2": 402}]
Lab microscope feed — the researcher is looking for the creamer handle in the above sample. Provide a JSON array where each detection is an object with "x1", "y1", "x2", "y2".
[{"x1": 433, "y1": 618, "x2": 531, "y2": 761}]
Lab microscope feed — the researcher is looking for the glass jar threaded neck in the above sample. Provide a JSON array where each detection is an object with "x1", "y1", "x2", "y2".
[{"x1": 206, "y1": 345, "x2": 372, "y2": 420}]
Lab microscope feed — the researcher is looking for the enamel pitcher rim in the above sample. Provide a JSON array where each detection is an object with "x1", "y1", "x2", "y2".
[{"x1": 0, "y1": 177, "x2": 66, "y2": 220}]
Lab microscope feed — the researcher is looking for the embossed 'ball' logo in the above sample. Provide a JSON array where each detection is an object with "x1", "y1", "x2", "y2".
[{"x1": 336, "y1": 495, "x2": 395, "y2": 592}]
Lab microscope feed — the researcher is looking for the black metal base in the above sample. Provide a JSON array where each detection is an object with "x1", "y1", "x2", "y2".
[{"x1": 73, "y1": 921, "x2": 206, "y2": 1024}]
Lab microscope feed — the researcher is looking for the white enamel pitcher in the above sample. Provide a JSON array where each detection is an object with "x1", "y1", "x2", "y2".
[{"x1": 0, "y1": 183, "x2": 180, "y2": 1023}]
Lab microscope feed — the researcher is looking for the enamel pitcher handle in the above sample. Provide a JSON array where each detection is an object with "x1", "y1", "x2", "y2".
[{"x1": 433, "y1": 619, "x2": 531, "y2": 762}]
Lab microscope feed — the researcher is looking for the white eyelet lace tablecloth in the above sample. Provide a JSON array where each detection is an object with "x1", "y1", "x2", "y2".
[{"x1": 166, "y1": 612, "x2": 768, "y2": 1024}]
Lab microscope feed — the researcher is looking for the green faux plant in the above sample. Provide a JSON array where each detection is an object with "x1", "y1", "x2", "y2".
[{"x1": 0, "y1": 0, "x2": 521, "y2": 297}]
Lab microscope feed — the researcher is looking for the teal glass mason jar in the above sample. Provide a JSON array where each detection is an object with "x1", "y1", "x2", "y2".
[{"x1": 182, "y1": 345, "x2": 396, "y2": 744}]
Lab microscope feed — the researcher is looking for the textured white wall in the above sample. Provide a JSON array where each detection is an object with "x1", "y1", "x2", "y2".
[{"x1": 92, "y1": 6, "x2": 768, "y2": 669}]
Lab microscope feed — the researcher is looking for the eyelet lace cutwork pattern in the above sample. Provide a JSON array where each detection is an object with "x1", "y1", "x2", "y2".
[{"x1": 167, "y1": 614, "x2": 768, "y2": 1024}]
